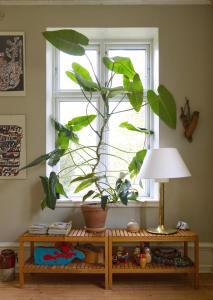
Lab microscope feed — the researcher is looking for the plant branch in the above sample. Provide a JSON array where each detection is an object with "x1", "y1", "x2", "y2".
[
  {"x1": 86, "y1": 102, "x2": 100, "y2": 137},
  {"x1": 99, "y1": 152, "x2": 129, "y2": 164},
  {"x1": 102, "y1": 143, "x2": 136, "y2": 154},
  {"x1": 81, "y1": 89, "x2": 105, "y2": 118}
]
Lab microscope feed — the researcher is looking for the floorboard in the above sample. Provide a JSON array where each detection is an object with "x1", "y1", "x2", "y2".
[{"x1": 0, "y1": 274, "x2": 213, "y2": 300}]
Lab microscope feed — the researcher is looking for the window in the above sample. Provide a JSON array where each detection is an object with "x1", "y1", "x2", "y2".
[{"x1": 47, "y1": 28, "x2": 159, "y2": 203}]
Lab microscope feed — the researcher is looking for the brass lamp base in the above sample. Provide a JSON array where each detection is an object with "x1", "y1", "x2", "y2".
[{"x1": 146, "y1": 225, "x2": 177, "y2": 235}]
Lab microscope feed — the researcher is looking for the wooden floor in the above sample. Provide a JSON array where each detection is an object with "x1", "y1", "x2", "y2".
[{"x1": 0, "y1": 273, "x2": 213, "y2": 300}]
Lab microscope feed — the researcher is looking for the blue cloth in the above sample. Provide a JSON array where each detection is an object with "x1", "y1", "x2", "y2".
[{"x1": 34, "y1": 247, "x2": 85, "y2": 265}]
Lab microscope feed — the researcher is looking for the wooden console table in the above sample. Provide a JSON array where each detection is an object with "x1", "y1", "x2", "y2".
[
  {"x1": 19, "y1": 229, "x2": 109, "y2": 289},
  {"x1": 108, "y1": 229, "x2": 199, "y2": 289}
]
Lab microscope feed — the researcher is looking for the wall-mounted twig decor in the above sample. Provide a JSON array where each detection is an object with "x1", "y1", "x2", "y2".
[{"x1": 180, "y1": 97, "x2": 199, "y2": 142}]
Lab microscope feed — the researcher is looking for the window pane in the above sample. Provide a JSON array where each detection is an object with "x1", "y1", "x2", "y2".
[
  {"x1": 108, "y1": 49, "x2": 147, "y2": 89},
  {"x1": 59, "y1": 101, "x2": 98, "y2": 197},
  {"x1": 107, "y1": 101, "x2": 147, "y2": 195},
  {"x1": 59, "y1": 49, "x2": 98, "y2": 90}
]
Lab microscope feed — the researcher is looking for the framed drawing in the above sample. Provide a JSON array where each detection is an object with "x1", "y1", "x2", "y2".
[
  {"x1": 0, "y1": 32, "x2": 25, "y2": 96},
  {"x1": 0, "y1": 115, "x2": 26, "y2": 179}
]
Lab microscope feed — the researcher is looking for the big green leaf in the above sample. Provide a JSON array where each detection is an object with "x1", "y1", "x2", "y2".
[
  {"x1": 115, "y1": 178, "x2": 132, "y2": 206},
  {"x1": 147, "y1": 85, "x2": 176, "y2": 129},
  {"x1": 72, "y1": 62, "x2": 98, "y2": 91},
  {"x1": 101, "y1": 195, "x2": 109, "y2": 210},
  {"x1": 127, "y1": 191, "x2": 139, "y2": 200},
  {"x1": 19, "y1": 149, "x2": 62, "y2": 171},
  {"x1": 70, "y1": 173, "x2": 96, "y2": 184},
  {"x1": 120, "y1": 122, "x2": 153, "y2": 134},
  {"x1": 19, "y1": 153, "x2": 51, "y2": 171},
  {"x1": 43, "y1": 30, "x2": 88, "y2": 56},
  {"x1": 48, "y1": 149, "x2": 66, "y2": 167},
  {"x1": 53, "y1": 119, "x2": 72, "y2": 138},
  {"x1": 49, "y1": 171, "x2": 58, "y2": 201},
  {"x1": 82, "y1": 190, "x2": 95, "y2": 202},
  {"x1": 56, "y1": 132, "x2": 70, "y2": 150},
  {"x1": 103, "y1": 56, "x2": 136, "y2": 80},
  {"x1": 123, "y1": 74, "x2": 143, "y2": 112},
  {"x1": 67, "y1": 115, "x2": 96, "y2": 132},
  {"x1": 74, "y1": 178, "x2": 98, "y2": 193},
  {"x1": 55, "y1": 181, "x2": 68, "y2": 198},
  {"x1": 40, "y1": 172, "x2": 68, "y2": 210},
  {"x1": 108, "y1": 86, "x2": 124, "y2": 98},
  {"x1": 66, "y1": 71, "x2": 78, "y2": 84},
  {"x1": 40, "y1": 175, "x2": 56, "y2": 210},
  {"x1": 53, "y1": 119, "x2": 79, "y2": 148},
  {"x1": 74, "y1": 72, "x2": 98, "y2": 91},
  {"x1": 72, "y1": 63, "x2": 93, "y2": 82},
  {"x1": 128, "y1": 149, "x2": 147, "y2": 178}
]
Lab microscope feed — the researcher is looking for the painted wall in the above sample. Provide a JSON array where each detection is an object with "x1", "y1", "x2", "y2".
[{"x1": 0, "y1": 5, "x2": 212, "y2": 242}]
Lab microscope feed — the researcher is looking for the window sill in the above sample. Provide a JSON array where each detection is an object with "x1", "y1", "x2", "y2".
[{"x1": 56, "y1": 199, "x2": 159, "y2": 208}]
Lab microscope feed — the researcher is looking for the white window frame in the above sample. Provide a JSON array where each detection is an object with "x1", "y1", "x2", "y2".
[{"x1": 46, "y1": 28, "x2": 159, "y2": 208}]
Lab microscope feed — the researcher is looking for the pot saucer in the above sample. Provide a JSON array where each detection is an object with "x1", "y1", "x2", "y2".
[{"x1": 84, "y1": 226, "x2": 106, "y2": 233}]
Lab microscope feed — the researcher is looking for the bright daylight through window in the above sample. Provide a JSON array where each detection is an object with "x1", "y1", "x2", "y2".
[{"x1": 47, "y1": 28, "x2": 159, "y2": 204}]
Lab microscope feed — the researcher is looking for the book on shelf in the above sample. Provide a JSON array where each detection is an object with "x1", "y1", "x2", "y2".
[
  {"x1": 28, "y1": 224, "x2": 48, "y2": 235},
  {"x1": 28, "y1": 221, "x2": 72, "y2": 236},
  {"x1": 48, "y1": 221, "x2": 72, "y2": 236}
]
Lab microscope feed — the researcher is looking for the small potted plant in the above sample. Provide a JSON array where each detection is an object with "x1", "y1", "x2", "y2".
[{"x1": 22, "y1": 29, "x2": 176, "y2": 231}]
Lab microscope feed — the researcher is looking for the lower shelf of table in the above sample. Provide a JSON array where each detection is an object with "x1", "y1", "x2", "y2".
[
  {"x1": 23, "y1": 258, "x2": 106, "y2": 274},
  {"x1": 112, "y1": 261, "x2": 195, "y2": 274}
]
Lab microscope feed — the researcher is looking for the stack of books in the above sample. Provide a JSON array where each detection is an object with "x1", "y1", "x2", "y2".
[
  {"x1": 28, "y1": 224, "x2": 48, "y2": 235},
  {"x1": 48, "y1": 222, "x2": 72, "y2": 236}
]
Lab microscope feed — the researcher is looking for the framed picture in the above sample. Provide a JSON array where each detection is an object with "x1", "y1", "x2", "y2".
[
  {"x1": 0, "y1": 115, "x2": 26, "y2": 179},
  {"x1": 0, "y1": 32, "x2": 25, "y2": 96}
]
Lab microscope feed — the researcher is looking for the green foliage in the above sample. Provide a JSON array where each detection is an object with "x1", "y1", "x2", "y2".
[
  {"x1": 103, "y1": 56, "x2": 135, "y2": 80},
  {"x1": 67, "y1": 115, "x2": 96, "y2": 132},
  {"x1": 82, "y1": 190, "x2": 95, "y2": 202},
  {"x1": 68, "y1": 63, "x2": 98, "y2": 91},
  {"x1": 147, "y1": 85, "x2": 177, "y2": 129},
  {"x1": 120, "y1": 122, "x2": 154, "y2": 134},
  {"x1": 74, "y1": 177, "x2": 99, "y2": 193},
  {"x1": 52, "y1": 116, "x2": 96, "y2": 150},
  {"x1": 42, "y1": 30, "x2": 89, "y2": 56},
  {"x1": 115, "y1": 178, "x2": 138, "y2": 206},
  {"x1": 40, "y1": 172, "x2": 68, "y2": 210},
  {"x1": 128, "y1": 149, "x2": 147, "y2": 178},
  {"x1": 123, "y1": 74, "x2": 143, "y2": 112}
]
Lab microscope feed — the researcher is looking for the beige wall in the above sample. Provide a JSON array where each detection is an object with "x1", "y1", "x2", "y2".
[{"x1": 0, "y1": 5, "x2": 212, "y2": 242}]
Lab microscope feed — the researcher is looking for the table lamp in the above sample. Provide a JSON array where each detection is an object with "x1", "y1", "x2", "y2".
[{"x1": 138, "y1": 148, "x2": 191, "y2": 235}]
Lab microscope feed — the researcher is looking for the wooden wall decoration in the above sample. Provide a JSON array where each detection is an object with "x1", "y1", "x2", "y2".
[{"x1": 180, "y1": 98, "x2": 199, "y2": 142}]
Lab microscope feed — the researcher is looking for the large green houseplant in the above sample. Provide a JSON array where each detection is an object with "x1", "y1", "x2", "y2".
[{"x1": 22, "y1": 29, "x2": 176, "y2": 218}]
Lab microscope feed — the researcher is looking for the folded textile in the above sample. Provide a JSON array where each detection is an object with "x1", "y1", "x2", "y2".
[{"x1": 34, "y1": 247, "x2": 85, "y2": 265}]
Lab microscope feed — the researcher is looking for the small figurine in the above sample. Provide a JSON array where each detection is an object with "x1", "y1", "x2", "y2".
[
  {"x1": 140, "y1": 253, "x2": 147, "y2": 268},
  {"x1": 144, "y1": 247, "x2": 152, "y2": 263},
  {"x1": 133, "y1": 246, "x2": 141, "y2": 256},
  {"x1": 112, "y1": 247, "x2": 129, "y2": 265}
]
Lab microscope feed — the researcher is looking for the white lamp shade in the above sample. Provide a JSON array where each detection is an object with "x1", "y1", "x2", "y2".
[{"x1": 138, "y1": 148, "x2": 191, "y2": 180}]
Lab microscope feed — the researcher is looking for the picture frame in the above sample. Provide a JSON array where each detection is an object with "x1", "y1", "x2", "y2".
[
  {"x1": 0, "y1": 32, "x2": 26, "y2": 96},
  {"x1": 0, "y1": 115, "x2": 26, "y2": 179}
]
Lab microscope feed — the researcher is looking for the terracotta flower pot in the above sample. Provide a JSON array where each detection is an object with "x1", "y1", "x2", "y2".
[{"x1": 81, "y1": 203, "x2": 108, "y2": 232}]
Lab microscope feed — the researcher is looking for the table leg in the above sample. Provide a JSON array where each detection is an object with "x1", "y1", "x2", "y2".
[
  {"x1": 184, "y1": 241, "x2": 188, "y2": 257},
  {"x1": 194, "y1": 237, "x2": 199, "y2": 289},
  {"x1": 104, "y1": 237, "x2": 109, "y2": 290},
  {"x1": 19, "y1": 240, "x2": 25, "y2": 288},
  {"x1": 108, "y1": 237, "x2": 112, "y2": 289}
]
